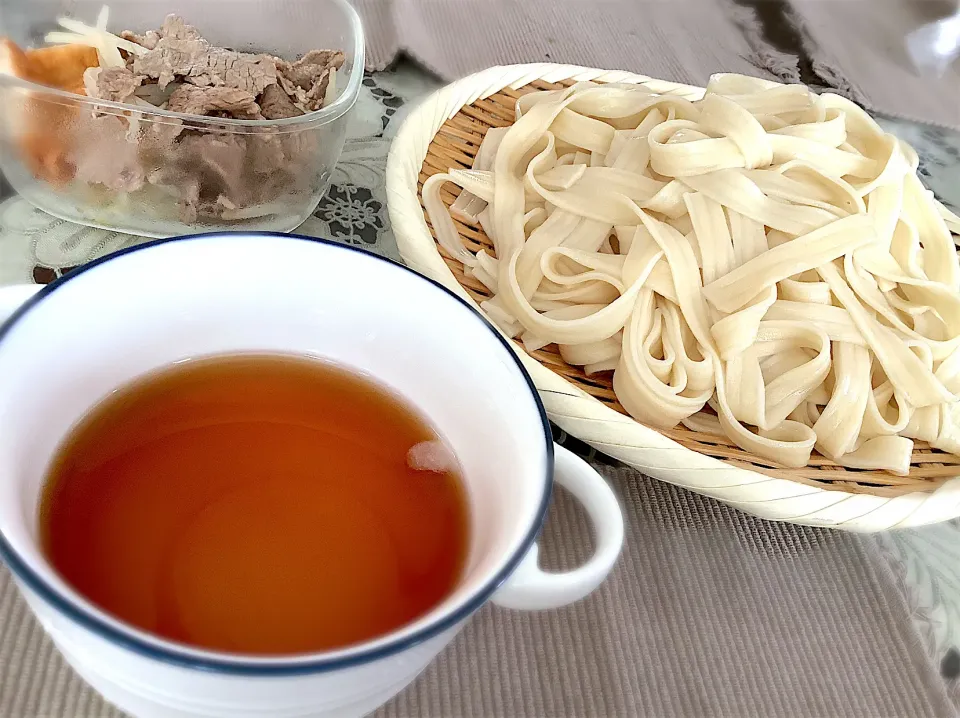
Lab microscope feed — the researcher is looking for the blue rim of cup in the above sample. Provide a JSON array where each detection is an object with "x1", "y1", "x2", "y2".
[{"x1": 0, "y1": 232, "x2": 555, "y2": 676}]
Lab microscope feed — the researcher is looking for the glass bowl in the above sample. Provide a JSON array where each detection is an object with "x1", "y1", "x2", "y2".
[{"x1": 0, "y1": 0, "x2": 364, "y2": 237}]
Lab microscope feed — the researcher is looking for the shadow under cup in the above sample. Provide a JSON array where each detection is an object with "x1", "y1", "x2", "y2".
[{"x1": 0, "y1": 233, "x2": 553, "y2": 673}]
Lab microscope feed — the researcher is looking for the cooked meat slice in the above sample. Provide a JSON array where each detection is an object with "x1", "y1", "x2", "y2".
[
  {"x1": 132, "y1": 38, "x2": 200, "y2": 88},
  {"x1": 121, "y1": 29, "x2": 161, "y2": 51},
  {"x1": 71, "y1": 115, "x2": 145, "y2": 192},
  {"x1": 174, "y1": 176, "x2": 202, "y2": 224},
  {"x1": 248, "y1": 132, "x2": 286, "y2": 174},
  {"x1": 160, "y1": 14, "x2": 203, "y2": 41},
  {"x1": 178, "y1": 133, "x2": 250, "y2": 207},
  {"x1": 259, "y1": 84, "x2": 303, "y2": 120},
  {"x1": 180, "y1": 134, "x2": 245, "y2": 180},
  {"x1": 140, "y1": 116, "x2": 185, "y2": 154},
  {"x1": 134, "y1": 38, "x2": 277, "y2": 94},
  {"x1": 83, "y1": 67, "x2": 143, "y2": 103},
  {"x1": 166, "y1": 85, "x2": 264, "y2": 120},
  {"x1": 279, "y1": 50, "x2": 345, "y2": 90},
  {"x1": 276, "y1": 49, "x2": 344, "y2": 112},
  {"x1": 133, "y1": 80, "x2": 181, "y2": 107}
]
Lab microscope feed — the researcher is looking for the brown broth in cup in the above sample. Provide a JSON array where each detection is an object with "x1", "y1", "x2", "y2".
[{"x1": 39, "y1": 355, "x2": 470, "y2": 655}]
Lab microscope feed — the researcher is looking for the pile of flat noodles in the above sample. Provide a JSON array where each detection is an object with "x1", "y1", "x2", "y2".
[{"x1": 423, "y1": 73, "x2": 960, "y2": 474}]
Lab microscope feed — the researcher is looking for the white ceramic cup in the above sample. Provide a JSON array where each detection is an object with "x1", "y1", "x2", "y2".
[{"x1": 0, "y1": 233, "x2": 624, "y2": 718}]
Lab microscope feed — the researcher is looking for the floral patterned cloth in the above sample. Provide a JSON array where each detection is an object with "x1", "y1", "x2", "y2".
[{"x1": 2, "y1": 61, "x2": 960, "y2": 708}]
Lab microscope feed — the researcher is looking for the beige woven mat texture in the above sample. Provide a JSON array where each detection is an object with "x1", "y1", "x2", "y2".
[{"x1": 2, "y1": 466, "x2": 954, "y2": 717}]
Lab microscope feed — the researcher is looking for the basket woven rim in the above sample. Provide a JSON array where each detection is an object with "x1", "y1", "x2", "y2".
[{"x1": 385, "y1": 62, "x2": 960, "y2": 530}]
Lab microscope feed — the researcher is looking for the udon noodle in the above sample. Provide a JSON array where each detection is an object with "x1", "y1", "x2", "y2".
[{"x1": 423, "y1": 74, "x2": 960, "y2": 474}]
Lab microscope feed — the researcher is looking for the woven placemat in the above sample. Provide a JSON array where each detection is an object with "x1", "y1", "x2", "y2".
[{"x1": 1, "y1": 465, "x2": 954, "y2": 717}]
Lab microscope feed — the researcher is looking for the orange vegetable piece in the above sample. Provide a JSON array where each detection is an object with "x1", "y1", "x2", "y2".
[
  {"x1": 20, "y1": 132, "x2": 77, "y2": 185},
  {"x1": 0, "y1": 38, "x2": 99, "y2": 185},
  {"x1": 24, "y1": 44, "x2": 99, "y2": 91},
  {"x1": 1, "y1": 38, "x2": 97, "y2": 91}
]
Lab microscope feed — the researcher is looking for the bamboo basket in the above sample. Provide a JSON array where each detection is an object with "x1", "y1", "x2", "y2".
[{"x1": 385, "y1": 63, "x2": 960, "y2": 531}]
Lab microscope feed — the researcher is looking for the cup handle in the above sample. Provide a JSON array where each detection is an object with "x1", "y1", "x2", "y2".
[
  {"x1": 492, "y1": 444, "x2": 624, "y2": 610},
  {"x1": 0, "y1": 284, "x2": 42, "y2": 323}
]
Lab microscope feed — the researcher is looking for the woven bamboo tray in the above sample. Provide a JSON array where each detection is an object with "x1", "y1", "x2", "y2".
[{"x1": 386, "y1": 63, "x2": 960, "y2": 531}]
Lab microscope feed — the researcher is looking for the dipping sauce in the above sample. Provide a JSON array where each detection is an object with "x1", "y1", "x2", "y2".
[{"x1": 40, "y1": 354, "x2": 469, "y2": 655}]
